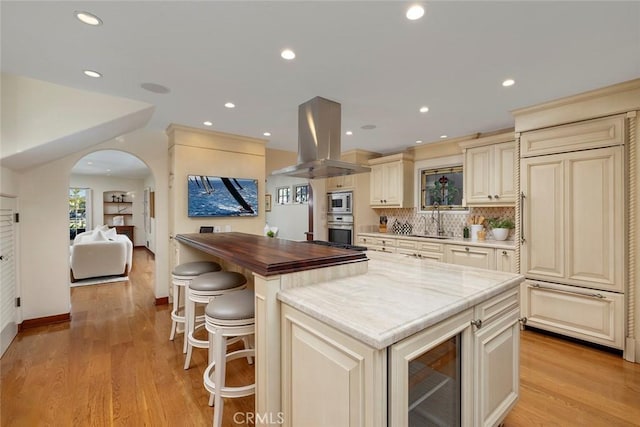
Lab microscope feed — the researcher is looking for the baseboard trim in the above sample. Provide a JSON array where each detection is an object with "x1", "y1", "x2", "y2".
[
  {"x1": 18, "y1": 313, "x2": 71, "y2": 331},
  {"x1": 155, "y1": 297, "x2": 169, "y2": 306}
]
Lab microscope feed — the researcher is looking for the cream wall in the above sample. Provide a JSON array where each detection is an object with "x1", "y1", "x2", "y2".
[
  {"x1": 167, "y1": 125, "x2": 266, "y2": 238},
  {"x1": 15, "y1": 128, "x2": 169, "y2": 321},
  {"x1": 0, "y1": 73, "x2": 153, "y2": 161},
  {"x1": 1, "y1": 166, "x2": 18, "y2": 196},
  {"x1": 69, "y1": 174, "x2": 147, "y2": 247}
]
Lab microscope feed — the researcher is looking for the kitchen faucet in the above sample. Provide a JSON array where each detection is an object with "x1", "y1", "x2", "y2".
[
  {"x1": 420, "y1": 216, "x2": 428, "y2": 235},
  {"x1": 431, "y1": 202, "x2": 445, "y2": 236}
]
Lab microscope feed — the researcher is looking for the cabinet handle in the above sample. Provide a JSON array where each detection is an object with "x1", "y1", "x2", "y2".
[
  {"x1": 465, "y1": 247, "x2": 470, "y2": 252},
  {"x1": 494, "y1": 195, "x2": 500, "y2": 199},
  {"x1": 488, "y1": 195, "x2": 493, "y2": 200},
  {"x1": 520, "y1": 192, "x2": 526, "y2": 244},
  {"x1": 471, "y1": 319, "x2": 483, "y2": 329},
  {"x1": 531, "y1": 283, "x2": 607, "y2": 299},
  {"x1": 502, "y1": 250, "x2": 507, "y2": 256}
]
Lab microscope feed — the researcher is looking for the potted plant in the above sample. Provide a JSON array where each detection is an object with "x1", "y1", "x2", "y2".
[{"x1": 487, "y1": 217, "x2": 515, "y2": 241}]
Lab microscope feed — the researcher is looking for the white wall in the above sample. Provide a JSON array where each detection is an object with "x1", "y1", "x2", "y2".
[
  {"x1": 15, "y1": 128, "x2": 169, "y2": 321},
  {"x1": 265, "y1": 174, "x2": 309, "y2": 241},
  {"x1": 69, "y1": 173, "x2": 147, "y2": 247},
  {"x1": 1, "y1": 166, "x2": 18, "y2": 197}
]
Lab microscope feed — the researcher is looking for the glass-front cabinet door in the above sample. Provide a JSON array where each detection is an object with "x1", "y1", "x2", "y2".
[{"x1": 389, "y1": 309, "x2": 474, "y2": 427}]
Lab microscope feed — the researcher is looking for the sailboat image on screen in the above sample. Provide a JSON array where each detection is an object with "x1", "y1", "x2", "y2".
[{"x1": 188, "y1": 175, "x2": 258, "y2": 217}]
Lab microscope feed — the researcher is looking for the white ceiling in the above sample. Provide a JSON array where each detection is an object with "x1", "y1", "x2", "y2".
[
  {"x1": 2, "y1": 1, "x2": 640, "y2": 171},
  {"x1": 71, "y1": 149, "x2": 151, "y2": 179}
]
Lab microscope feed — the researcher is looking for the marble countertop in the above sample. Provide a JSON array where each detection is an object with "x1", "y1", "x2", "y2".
[
  {"x1": 278, "y1": 250, "x2": 524, "y2": 350},
  {"x1": 358, "y1": 231, "x2": 517, "y2": 250}
]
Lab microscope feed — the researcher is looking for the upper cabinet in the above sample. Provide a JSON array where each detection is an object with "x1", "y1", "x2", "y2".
[
  {"x1": 326, "y1": 174, "x2": 355, "y2": 191},
  {"x1": 459, "y1": 133, "x2": 516, "y2": 206},
  {"x1": 368, "y1": 153, "x2": 414, "y2": 208}
]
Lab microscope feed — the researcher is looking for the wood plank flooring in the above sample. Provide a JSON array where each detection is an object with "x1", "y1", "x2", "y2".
[{"x1": 2, "y1": 248, "x2": 639, "y2": 426}]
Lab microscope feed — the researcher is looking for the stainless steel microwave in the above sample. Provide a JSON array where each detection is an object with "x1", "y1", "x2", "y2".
[{"x1": 327, "y1": 191, "x2": 352, "y2": 214}]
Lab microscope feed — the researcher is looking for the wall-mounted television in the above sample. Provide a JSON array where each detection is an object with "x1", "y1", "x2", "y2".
[{"x1": 188, "y1": 175, "x2": 259, "y2": 217}]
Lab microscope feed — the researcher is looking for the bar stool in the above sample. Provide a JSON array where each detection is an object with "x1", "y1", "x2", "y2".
[
  {"x1": 184, "y1": 271, "x2": 247, "y2": 369},
  {"x1": 203, "y1": 288, "x2": 255, "y2": 427},
  {"x1": 170, "y1": 261, "x2": 222, "y2": 352}
]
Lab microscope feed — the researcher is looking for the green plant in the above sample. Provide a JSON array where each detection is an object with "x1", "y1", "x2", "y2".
[
  {"x1": 487, "y1": 217, "x2": 515, "y2": 229},
  {"x1": 266, "y1": 230, "x2": 275, "y2": 238}
]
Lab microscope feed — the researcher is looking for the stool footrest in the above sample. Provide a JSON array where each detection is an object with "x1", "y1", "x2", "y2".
[{"x1": 203, "y1": 349, "x2": 256, "y2": 400}]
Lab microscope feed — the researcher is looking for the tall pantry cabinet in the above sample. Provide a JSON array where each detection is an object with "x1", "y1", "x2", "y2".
[{"x1": 513, "y1": 79, "x2": 640, "y2": 359}]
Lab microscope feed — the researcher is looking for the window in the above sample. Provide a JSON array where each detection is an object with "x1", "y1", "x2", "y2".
[
  {"x1": 69, "y1": 187, "x2": 88, "y2": 240},
  {"x1": 276, "y1": 186, "x2": 291, "y2": 204},
  {"x1": 294, "y1": 184, "x2": 309, "y2": 204},
  {"x1": 420, "y1": 166, "x2": 464, "y2": 210}
]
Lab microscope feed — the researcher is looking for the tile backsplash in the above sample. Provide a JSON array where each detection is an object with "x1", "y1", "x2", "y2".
[{"x1": 365, "y1": 206, "x2": 515, "y2": 240}]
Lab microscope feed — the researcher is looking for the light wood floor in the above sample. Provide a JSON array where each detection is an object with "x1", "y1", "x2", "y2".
[{"x1": 2, "y1": 249, "x2": 640, "y2": 426}]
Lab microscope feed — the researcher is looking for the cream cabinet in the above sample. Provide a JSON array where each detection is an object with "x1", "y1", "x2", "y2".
[
  {"x1": 521, "y1": 145, "x2": 624, "y2": 293},
  {"x1": 282, "y1": 288, "x2": 520, "y2": 427},
  {"x1": 281, "y1": 304, "x2": 387, "y2": 427},
  {"x1": 369, "y1": 153, "x2": 414, "y2": 208},
  {"x1": 460, "y1": 136, "x2": 516, "y2": 206},
  {"x1": 326, "y1": 174, "x2": 355, "y2": 191},
  {"x1": 496, "y1": 249, "x2": 516, "y2": 273},
  {"x1": 520, "y1": 280, "x2": 624, "y2": 349},
  {"x1": 357, "y1": 235, "x2": 397, "y2": 253},
  {"x1": 388, "y1": 289, "x2": 520, "y2": 427},
  {"x1": 445, "y1": 245, "x2": 496, "y2": 270}
]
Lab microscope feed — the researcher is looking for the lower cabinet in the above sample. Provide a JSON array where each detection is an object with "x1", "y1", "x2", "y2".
[
  {"x1": 496, "y1": 249, "x2": 516, "y2": 273},
  {"x1": 521, "y1": 279, "x2": 624, "y2": 349},
  {"x1": 282, "y1": 289, "x2": 520, "y2": 427},
  {"x1": 445, "y1": 245, "x2": 496, "y2": 270},
  {"x1": 281, "y1": 305, "x2": 387, "y2": 427}
]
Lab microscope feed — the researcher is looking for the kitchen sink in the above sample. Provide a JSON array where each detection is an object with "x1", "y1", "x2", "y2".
[{"x1": 408, "y1": 234, "x2": 452, "y2": 240}]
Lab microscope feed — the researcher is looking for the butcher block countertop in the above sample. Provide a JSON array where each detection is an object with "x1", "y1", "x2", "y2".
[{"x1": 175, "y1": 232, "x2": 368, "y2": 276}]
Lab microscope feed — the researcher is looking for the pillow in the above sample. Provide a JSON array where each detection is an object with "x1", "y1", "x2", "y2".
[
  {"x1": 92, "y1": 230, "x2": 108, "y2": 242},
  {"x1": 95, "y1": 224, "x2": 109, "y2": 232},
  {"x1": 105, "y1": 228, "x2": 118, "y2": 240}
]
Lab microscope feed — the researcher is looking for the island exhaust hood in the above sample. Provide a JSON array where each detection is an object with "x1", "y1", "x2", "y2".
[{"x1": 272, "y1": 96, "x2": 371, "y2": 179}]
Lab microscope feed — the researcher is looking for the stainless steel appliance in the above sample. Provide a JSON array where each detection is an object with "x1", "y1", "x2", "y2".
[
  {"x1": 327, "y1": 191, "x2": 352, "y2": 214},
  {"x1": 272, "y1": 96, "x2": 370, "y2": 179},
  {"x1": 303, "y1": 240, "x2": 367, "y2": 251},
  {"x1": 327, "y1": 213, "x2": 354, "y2": 245}
]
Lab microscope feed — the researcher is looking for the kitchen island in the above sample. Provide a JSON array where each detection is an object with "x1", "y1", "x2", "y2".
[
  {"x1": 174, "y1": 232, "x2": 369, "y2": 423},
  {"x1": 175, "y1": 233, "x2": 524, "y2": 427}
]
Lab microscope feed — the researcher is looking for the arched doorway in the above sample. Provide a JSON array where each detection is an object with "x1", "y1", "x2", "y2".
[{"x1": 68, "y1": 150, "x2": 156, "y2": 287}]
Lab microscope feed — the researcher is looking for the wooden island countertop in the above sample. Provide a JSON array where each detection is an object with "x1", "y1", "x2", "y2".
[{"x1": 175, "y1": 232, "x2": 368, "y2": 276}]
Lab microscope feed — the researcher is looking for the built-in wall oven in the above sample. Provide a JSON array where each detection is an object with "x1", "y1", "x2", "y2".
[
  {"x1": 327, "y1": 191, "x2": 352, "y2": 214},
  {"x1": 327, "y1": 213, "x2": 353, "y2": 245}
]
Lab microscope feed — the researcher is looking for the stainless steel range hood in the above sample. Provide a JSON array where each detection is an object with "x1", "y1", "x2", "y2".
[{"x1": 272, "y1": 96, "x2": 370, "y2": 179}]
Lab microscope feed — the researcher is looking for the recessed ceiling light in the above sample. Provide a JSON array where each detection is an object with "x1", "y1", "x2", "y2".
[
  {"x1": 345, "y1": 131, "x2": 353, "y2": 136},
  {"x1": 406, "y1": 5, "x2": 425, "y2": 20},
  {"x1": 361, "y1": 124, "x2": 376, "y2": 130},
  {"x1": 502, "y1": 79, "x2": 515, "y2": 87},
  {"x1": 416, "y1": 140, "x2": 423, "y2": 144},
  {"x1": 83, "y1": 70, "x2": 102, "y2": 78},
  {"x1": 115, "y1": 136, "x2": 125, "y2": 142},
  {"x1": 87, "y1": 161, "x2": 93, "y2": 165},
  {"x1": 203, "y1": 121, "x2": 213, "y2": 126},
  {"x1": 106, "y1": 169, "x2": 111, "y2": 172},
  {"x1": 281, "y1": 49, "x2": 296, "y2": 60},
  {"x1": 75, "y1": 11, "x2": 102, "y2": 26},
  {"x1": 225, "y1": 102, "x2": 235, "y2": 109},
  {"x1": 263, "y1": 132, "x2": 271, "y2": 137},
  {"x1": 440, "y1": 135, "x2": 448, "y2": 139},
  {"x1": 419, "y1": 106, "x2": 429, "y2": 113}
]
